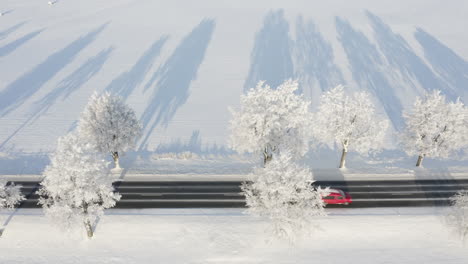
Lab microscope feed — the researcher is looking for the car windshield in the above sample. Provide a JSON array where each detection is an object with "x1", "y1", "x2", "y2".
[{"x1": 329, "y1": 189, "x2": 345, "y2": 196}]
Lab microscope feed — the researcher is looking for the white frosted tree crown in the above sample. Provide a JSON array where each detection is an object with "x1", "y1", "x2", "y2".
[
  {"x1": 242, "y1": 153, "x2": 327, "y2": 242},
  {"x1": 229, "y1": 80, "x2": 312, "y2": 162},
  {"x1": 38, "y1": 132, "x2": 121, "y2": 236},
  {"x1": 312, "y1": 85, "x2": 388, "y2": 167},
  {"x1": 0, "y1": 179, "x2": 24, "y2": 209},
  {"x1": 401, "y1": 90, "x2": 467, "y2": 164},
  {"x1": 77, "y1": 92, "x2": 141, "y2": 168}
]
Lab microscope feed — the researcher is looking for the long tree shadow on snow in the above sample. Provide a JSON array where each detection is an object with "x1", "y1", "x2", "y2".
[
  {"x1": 0, "y1": 9, "x2": 14, "y2": 17},
  {"x1": 105, "y1": 36, "x2": 169, "y2": 100},
  {"x1": 414, "y1": 28, "x2": 468, "y2": 102},
  {"x1": 243, "y1": 9, "x2": 294, "y2": 92},
  {"x1": 365, "y1": 11, "x2": 454, "y2": 100},
  {"x1": 295, "y1": 16, "x2": 344, "y2": 101},
  {"x1": 35, "y1": 47, "x2": 114, "y2": 110},
  {"x1": 335, "y1": 17, "x2": 403, "y2": 130},
  {"x1": 0, "y1": 151, "x2": 49, "y2": 174},
  {"x1": 0, "y1": 23, "x2": 108, "y2": 117},
  {"x1": 0, "y1": 21, "x2": 26, "y2": 41},
  {"x1": 139, "y1": 19, "x2": 215, "y2": 150},
  {"x1": 0, "y1": 29, "x2": 43, "y2": 58},
  {"x1": 0, "y1": 47, "x2": 114, "y2": 150}
]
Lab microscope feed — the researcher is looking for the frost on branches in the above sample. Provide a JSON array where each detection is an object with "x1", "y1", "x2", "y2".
[
  {"x1": 229, "y1": 80, "x2": 311, "y2": 165},
  {"x1": 446, "y1": 191, "x2": 468, "y2": 243},
  {"x1": 0, "y1": 179, "x2": 24, "y2": 237},
  {"x1": 78, "y1": 92, "x2": 141, "y2": 169},
  {"x1": 242, "y1": 154, "x2": 327, "y2": 242},
  {"x1": 401, "y1": 90, "x2": 467, "y2": 167},
  {"x1": 0, "y1": 179, "x2": 24, "y2": 210},
  {"x1": 38, "y1": 133, "x2": 121, "y2": 238},
  {"x1": 312, "y1": 85, "x2": 388, "y2": 168}
]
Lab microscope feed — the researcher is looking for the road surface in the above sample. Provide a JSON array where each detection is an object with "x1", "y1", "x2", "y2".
[{"x1": 10, "y1": 179, "x2": 468, "y2": 208}]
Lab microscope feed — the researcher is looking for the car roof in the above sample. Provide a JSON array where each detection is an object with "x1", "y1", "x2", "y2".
[{"x1": 328, "y1": 189, "x2": 345, "y2": 195}]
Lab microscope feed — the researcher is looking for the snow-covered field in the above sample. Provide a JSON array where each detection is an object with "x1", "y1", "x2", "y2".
[
  {"x1": 2, "y1": 2, "x2": 468, "y2": 262},
  {"x1": 1, "y1": 0, "x2": 467, "y2": 172},
  {"x1": 0, "y1": 207, "x2": 467, "y2": 263}
]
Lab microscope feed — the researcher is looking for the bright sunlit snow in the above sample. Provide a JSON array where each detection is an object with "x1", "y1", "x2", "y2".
[
  {"x1": 0, "y1": 207, "x2": 467, "y2": 263},
  {"x1": 1, "y1": 1, "x2": 467, "y2": 262},
  {"x1": 0, "y1": 0, "x2": 467, "y2": 172}
]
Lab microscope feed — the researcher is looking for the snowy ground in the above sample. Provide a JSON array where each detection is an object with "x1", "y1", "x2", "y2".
[
  {"x1": 1, "y1": 0, "x2": 468, "y2": 158},
  {"x1": 1, "y1": 149, "x2": 467, "y2": 178},
  {"x1": 1, "y1": 0, "x2": 468, "y2": 174},
  {"x1": 3, "y1": 166, "x2": 468, "y2": 182},
  {"x1": 0, "y1": 207, "x2": 467, "y2": 263}
]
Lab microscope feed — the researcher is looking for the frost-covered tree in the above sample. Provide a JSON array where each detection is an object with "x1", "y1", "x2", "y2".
[
  {"x1": 312, "y1": 85, "x2": 388, "y2": 168},
  {"x1": 38, "y1": 133, "x2": 121, "y2": 238},
  {"x1": 401, "y1": 90, "x2": 467, "y2": 167},
  {"x1": 446, "y1": 191, "x2": 468, "y2": 243},
  {"x1": 0, "y1": 179, "x2": 24, "y2": 210},
  {"x1": 0, "y1": 179, "x2": 24, "y2": 237},
  {"x1": 78, "y1": 92, "x2": 141, "y2": 169},
  {"x1": 229, "y1": 80, "x2": 311, "y2": 165},
  {"x1": 242, "y1": 154, "x2": 327, "y2": 242}
]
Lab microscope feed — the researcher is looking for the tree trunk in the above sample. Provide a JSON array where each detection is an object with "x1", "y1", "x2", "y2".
[
  {"x1": 112, "y1": 151, "x2": 120, "y2": 169},
  {"x1": 262, "y1": 145, "x2": 274, "y2": 167},
  {"x1": 263, "y1": 152, "x2": 272, "y2": 167},
  {"x1": 339, "y1": 148, "x2": 347, "y2": 169},
  {"x1": 416, "y1": 155, "x2": 424, "y2": 167},
  {"x1": 82, "y1": 203, "x2": 93, "y2": 238},
  {"x1": 84, "y1": 220, "x2": 93, "y2": 238}
]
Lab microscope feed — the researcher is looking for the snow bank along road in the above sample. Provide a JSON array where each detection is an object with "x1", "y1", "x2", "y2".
[{"x1": 11, "y1": 179, "x2": 468, "y2": 208}]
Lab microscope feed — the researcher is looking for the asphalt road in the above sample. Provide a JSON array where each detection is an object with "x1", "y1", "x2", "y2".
[{"x1": 11, "y1": 179, "x2": 468, "y2": 208}]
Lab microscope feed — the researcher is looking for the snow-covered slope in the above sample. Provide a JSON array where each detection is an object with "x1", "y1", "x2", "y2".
[{"x1": 0, "y1": 0, "x2": 467, "y2": 162}]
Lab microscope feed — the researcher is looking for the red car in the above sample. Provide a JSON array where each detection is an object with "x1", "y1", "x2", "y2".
[{"x1": 322, "y1": 188, "x2": 352, "y2": 205}]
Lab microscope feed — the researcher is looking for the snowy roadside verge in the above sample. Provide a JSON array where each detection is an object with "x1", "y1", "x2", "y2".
[
  {"x1": 1, "y1": 167, "x2": 468, "y2": 182},
  {"x1": 0, "y1": 207, "x2": 467, "y2": 264}
]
